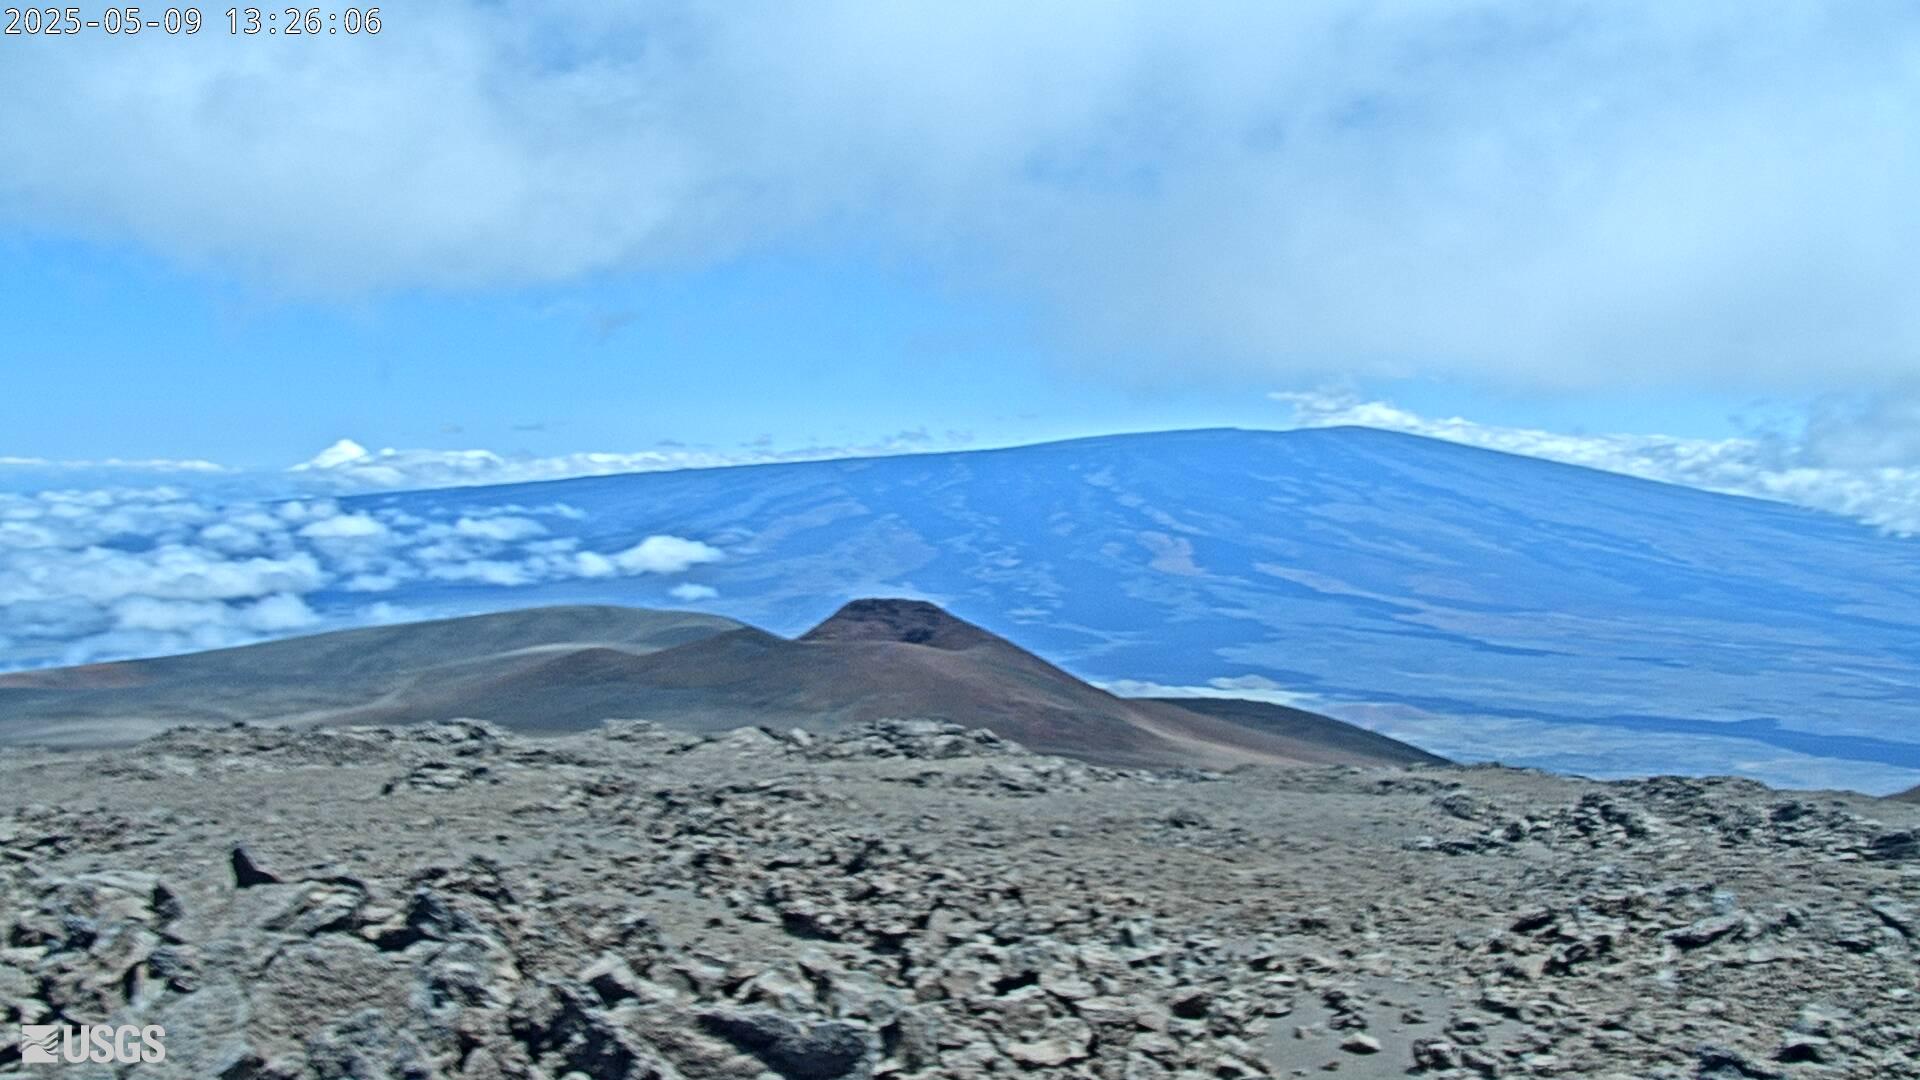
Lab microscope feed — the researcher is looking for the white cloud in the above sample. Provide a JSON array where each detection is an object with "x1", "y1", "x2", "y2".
[
  {"x1": 1274, "y1": 390, "x2": 1920, "y2": 536},
  {"x1": 425, "y1": 559, "x2": 535, "y2": 587},
  {"x1": 453, "y1": 515, "x2": 547, "y2": 542},
  {"x1": 6, "y1": 4, "x2": 1917, "y2": 392},
  {"x1": 298, "y1": 513, "x2": 391, "y2": 541},
  {"x1": 197, "y1": 521, "x2": 273, "y2": 554},
  {"x1": 110, "y1": 596, "x2": 231, "y2": 634},
  {"x1": 242, "y1": 593, "x2": 321, "y2": 632},
  {"x1": 303, "y1": 439, "x2": 373, "y2": 470},
  {"x1": 1799, "y1": 393, "x2": 1920, "y2": 469},
  {"x1": 0, "y1": 522, "x2": 60, "y2": 550},
  {"x1": 106, "y1": 592, "x2": 314, "y2": 636},
  {"x1": 610, "y1": 536, "x2": 724, "y2": 575},
  {"x1": 359, "y1": 601, "x2": 422, "y2": 626},
  {"x1": 669, "y1": 583, "x2": 719, "y2": 602},
  {"x1": 0, "y1": 483, "x2": 723, "y2": 670},
  {"x1": 570, "y1": 552, "x2": 617, "y2": 579},
  {"x1": 1101, "y1": 675, "x2": 1326, "y2": 711},
  {"x1": 43, "y1": 547, "x2": 329, "y2": 605}
]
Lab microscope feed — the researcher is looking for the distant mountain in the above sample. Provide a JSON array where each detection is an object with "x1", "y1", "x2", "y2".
[
  {"x1": 1893, "y1": 785, "x2": 1920, "y2": 804},
  {"x1": 0, "y1": 598, "x2": 1439, "y2": 771},
  {"x1": 315, "y1": 426, "x2": 1920, "y2": 792}
]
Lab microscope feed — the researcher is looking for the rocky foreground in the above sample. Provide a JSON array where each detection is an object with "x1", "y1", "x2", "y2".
[{"x1": 1, "y1": 720, "x2": 1916, "y2": 1079}]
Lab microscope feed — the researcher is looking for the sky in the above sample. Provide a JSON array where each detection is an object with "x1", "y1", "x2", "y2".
[{"x1": 3, "y1": 1, "x2": 1918, "y2": 473}]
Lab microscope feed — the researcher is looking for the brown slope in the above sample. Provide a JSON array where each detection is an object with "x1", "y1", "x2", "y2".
[
  {"x1": 1892, "y1": 785, "x2": 1920, "y2": 804},
  {"x1": 342, "y1": 598, "x2": 1442, "y2": 771},
  {"x1": 342, "y1": 624, "x2": 1187, "y2": 763},
  {"x1": 0, "y1": 606, "x2": 746, "y2": 746},
  {"x1": 1, "y1": 596, "x2": 1445, "y2": 771}
]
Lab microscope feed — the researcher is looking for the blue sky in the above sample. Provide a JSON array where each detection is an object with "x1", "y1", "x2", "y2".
[
  {"x1": 2, "y1": 232, "x2": 1294, "y2": 464},
  {"x1": 3, "y1": 230, "x2": 1771, "y2": 470}
]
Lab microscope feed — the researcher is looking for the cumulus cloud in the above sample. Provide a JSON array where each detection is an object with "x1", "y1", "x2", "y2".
[
  {"x1": 608, "y1": 537, "x2": 723, "y2": 576},
  {"x1": 298, "y1": 513, "x2": 390, "y2": 541},
  {"x1": 1274, "y1": 390, "x2": 1920, "y2": 535},
  {"x1": 453, "y1": 516, "x2": 547, "y2": 542},
  {"x1": 0, "y1": 484, "x2": 723, "y2": 671},
  {"x1": 669, "y1": 583, "x2": 719, "y2": 602},
  {"x1": 111, "y1": 593, "x2": 317, "y2": 634},
  {"x1": 4, "y1": 4, "x2": 1918, "y2": 391}
]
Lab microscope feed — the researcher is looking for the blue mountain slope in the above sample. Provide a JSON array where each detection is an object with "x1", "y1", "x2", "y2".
[{"x1": 337, "y1": 427, "x2": 1920, "y2": 792}]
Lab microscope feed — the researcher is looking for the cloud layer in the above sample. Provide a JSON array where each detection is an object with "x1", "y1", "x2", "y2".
[
  {"x1": 287, "y1": 433, "x2": 968, "y2": 492},
  {"x1": 0, "y1": 486, "x2": 720, "y2": 670},
  {"x1": 5, "y1": 3, "x2": 1918, "y2": 390},
  {"x1": 1274, "y1": 391, "x2": 1920, "y2": 535}
]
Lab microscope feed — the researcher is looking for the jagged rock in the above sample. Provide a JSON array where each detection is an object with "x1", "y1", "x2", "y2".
[
  {"x1": 382, "y1": 761, "x2": 495, "y2": 795},
  {"x1": 1410, "y1": 1037, "x2": 1459, "y2": 1071},
  {"x1": 697, "y1": 1008, "x2": 871, "y2": 1079},
  {"x1": 0, "y1": 722, "x2": 1911, "y2": 1078},
  {"x1": 231, "y1": 846, "x2": 281, "y2": 889},
  {"x1": 1667, "y1": 914, "x2": 1743, "y2": 950},
  {"x1": 304, "y1": 1009, "x2": 434, "y2": 1080},
  {"x1": 264, "y1": 879, "x2": 369, "y2": 937},
  {"x1": 1340, "y1": 1032, "x2": 1382, "y2": 1054},
  {"x1": 1866, "y1": 897, "x2": 1914, "y2": 939},
  {"x1": 1696, "y1": 1043, "x2": 1784, "y2": 1078},
  {"x1": 509, "y1": 982, "x2": 656, "y2": 1079},
  {"x1": 1775, "y1": 1032, "x2": 1830, "y2": 1063},
  {"x1": 1863, "y1": 830, "x2": 1917, "y2": 861}
]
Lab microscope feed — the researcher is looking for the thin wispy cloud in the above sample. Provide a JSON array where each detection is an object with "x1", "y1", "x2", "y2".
[
  {"x1": 287, "y1": 432, "x2": 973, "y2": 492},
  {"x1": 0, "y1": 455, "x2": 228, "y2": 473},
  {"x1": 1273, "y1": 390, "x2": 1920, "y2": 536}
]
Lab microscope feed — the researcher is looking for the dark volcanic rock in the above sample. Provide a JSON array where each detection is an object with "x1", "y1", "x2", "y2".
[
  {"x1": 699, "y1": 1009, "x2": 871, "y2": 1079},
  {"x1": 231, "y1": 845, "x2": 281, "y2": 889},
  {"x1": 798, "y1": 597, "x2": 999, "y2": 651},
  {"x1": 0, "y1": 719, "x2": 1914, "y2": 1078},
  {"x1": 1864, "y1": 829, "x2": 1918, "y2": 861}
]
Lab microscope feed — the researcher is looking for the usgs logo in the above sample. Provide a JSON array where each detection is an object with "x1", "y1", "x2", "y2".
[{"x1": 19, "y1": 1024, "x2": 166, "y2": 1065}]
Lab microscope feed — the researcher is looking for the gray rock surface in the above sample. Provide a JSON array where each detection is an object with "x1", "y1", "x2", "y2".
[{"x1": 1, "y1": 718, "x2": 1915, "y2": 1078}]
